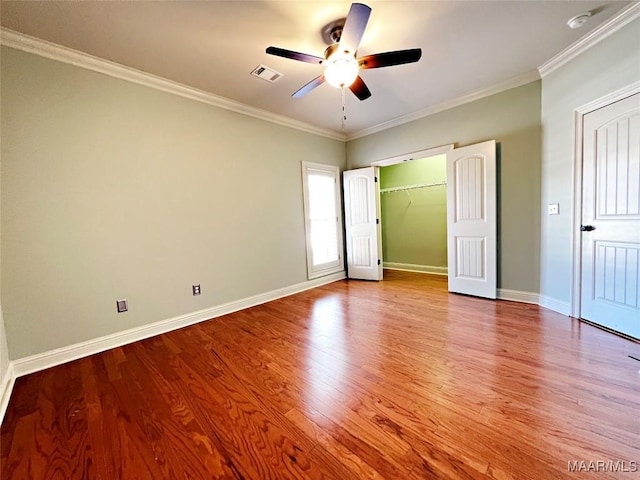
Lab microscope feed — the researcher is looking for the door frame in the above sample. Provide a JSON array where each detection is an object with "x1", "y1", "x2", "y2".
[
  {"x1": 370, "y1": 144, "x2": 454, "y2": 167},
  {"x1": 569, "y1": 80, "x2": 640, "y2": 318},
  {"x1": 343, "y1": 144, "x2": 453, "y2": 280},
  {"x1": 368, "y1": 144, "x2": 454, "y2": 276}
]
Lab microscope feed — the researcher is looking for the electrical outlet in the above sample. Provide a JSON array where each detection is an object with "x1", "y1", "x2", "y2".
[
  {"x1": 548, "y1": 203, "x2": 559, "y2": 215},
  {"x1": 192, "y1": 284, "x2": 201, "y2": 296},
  {"x1": 116, "y1": 299, "x2": 128, "y2": 313}
]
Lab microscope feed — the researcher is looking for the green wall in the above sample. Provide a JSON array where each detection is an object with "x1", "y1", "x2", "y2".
[
  {"x1": 0, "y1": 47, "x2": 346, "y2": 359},
  {"x1": 380, "y1": 155, "x2": 447, "y2": 268}
]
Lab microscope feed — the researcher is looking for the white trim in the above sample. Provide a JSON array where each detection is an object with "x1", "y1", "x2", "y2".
[
  {"x1": 539, "y1": 295, "x2": 571, "y2": 316},
  {"x1": 497, "y1": 289, "x2": 540, "y2": 305},
  {"x1": 11, "y1": 272, "x2": 345, "y2": 378},
  {"x1": 570, "y1": 107, "x2": 585, "y2": 319},
  {"x1": 3, "y1": 4, "x2": 637, "y2": 145},
  {"x1": 0, "y1": 363, "x2": 16, "y2": 425},
  {"x1": 0, "y1": 28, "x2": 345, "y2": 142},
  {"x1": 349, "y1": 2, "x2": 639, "y2": 140},
  {"x1": 383, "y1": 262, "x2": 448, "y2": 276},
  {"x1": 570, "y1": 81, "x2": 640, "y2": 319},
  {"x1": 539, "y1": 3, "x2": 640, "y2": 78},
  {"x1": 370, "y1": 144, "x2": 454, "y2": 167},
  {"x1": 347, "y1": 70, "x2": 540, "y2": 141},
  {"x1": 573, "y1": 81, "x2": 640, "y2": 116}
]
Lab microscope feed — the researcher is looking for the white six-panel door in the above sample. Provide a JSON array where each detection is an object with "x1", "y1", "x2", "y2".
[
  {"x1": 343, "y1": 167, "x2": 383, "y2": 280},
  {"x1": 581, "y1": 93, "x2": 640, "y2": 339},
  {"x1": 446, "y1": 140, "x2": 497, "y2": 299}
]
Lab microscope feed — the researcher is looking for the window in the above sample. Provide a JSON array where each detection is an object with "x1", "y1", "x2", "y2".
[{"x1": 302, "y1": 162, "x2": 344, "y2": 279}]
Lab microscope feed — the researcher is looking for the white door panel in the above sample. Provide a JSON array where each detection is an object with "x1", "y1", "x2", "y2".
[
  {"x1": 344, "y1": 167, "x2": 382, "y2": 280},
  {"x1": 581, "y1": 93, "x2": 640, "y2": 339},
  {"x1": 447, "y1": 140, "x2": 497, "y2": 299}
]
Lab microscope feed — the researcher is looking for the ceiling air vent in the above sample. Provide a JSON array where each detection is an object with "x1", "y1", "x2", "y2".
[{"x1": 251, "y1": 64, "x2": 283, "y2": 83}]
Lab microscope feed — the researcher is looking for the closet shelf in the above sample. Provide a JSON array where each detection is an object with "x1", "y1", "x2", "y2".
[{"x1": 380, "y1": 181, "x2": 447, "y2": 194}]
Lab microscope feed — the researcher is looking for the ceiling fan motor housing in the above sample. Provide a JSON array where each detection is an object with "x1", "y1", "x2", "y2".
[
  {"x1": 329, "y1": 25, "x2": 343, "y2": 44},
  {"x1": 324, "y1": 43, "x2": 341, "y2": 60}
]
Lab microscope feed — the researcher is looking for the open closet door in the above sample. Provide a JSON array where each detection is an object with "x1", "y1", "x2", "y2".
[
  {"x1": 343, "y1": 167, "x2": 383, "y2": 280},
  {"x1": 446, "y1": 140, "x2": 497, "y2": 298}
]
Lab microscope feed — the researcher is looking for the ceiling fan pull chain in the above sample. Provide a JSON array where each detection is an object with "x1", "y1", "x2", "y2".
[{"x1": 341, "y1": 86, "x2": 347, "y2": 130}]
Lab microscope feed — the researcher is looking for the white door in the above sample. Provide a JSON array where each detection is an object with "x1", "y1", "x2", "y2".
[
  {"x1": 581, "y1": 93, "x2": 640, "y2": 339},
  {"x1": 343, "y1": 167, "x2": 383, "y2": 280},
  {"x1": 446, "y1": 140, "x2": 497, "y2": 299}
]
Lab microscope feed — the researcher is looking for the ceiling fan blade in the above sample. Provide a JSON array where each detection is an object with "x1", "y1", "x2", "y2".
[
  {"x1": 349, "y1": 76, "x2": 371, "y2": 101},
  {"x1": 338, "y1": 3, "x2": 372, "y2": 54},
  {"x1": 266, "y1": 46, "x2": 324, "y2": 65},
  {"x1": 358, "y1": 48, "x2": 422, "y2": 69},
  {"x1": 292, "y1": 75, "x2": 326, "y2": 98}
]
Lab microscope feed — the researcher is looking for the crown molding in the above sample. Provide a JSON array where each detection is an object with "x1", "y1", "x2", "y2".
[
  {"x1": 346, "y1": 69, "x2": 540, "y2": 141},
  {"x1": 0, "y1": 28, "x2": 346, "y2": 142},
  {"x1": 4, "y1": 0, "x2": 636, "y2": 146},
  {"x1": 538, "y1": 2, "x2": 640, "y2": 78}
]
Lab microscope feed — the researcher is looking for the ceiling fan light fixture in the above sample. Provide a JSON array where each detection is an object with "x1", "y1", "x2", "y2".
[
  {"x1": 324, "y1": 54, "x2": 359, "y2": 88},
  {"x1": 265, "y1": 3, "x2": 420, "y2": 101}
]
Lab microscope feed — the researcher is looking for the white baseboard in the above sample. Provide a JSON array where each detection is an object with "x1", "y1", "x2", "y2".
[
  {"x1": 0, "y1": 363, "x2": 16, "y2": 424},
  {"x1": 11, "y1": 272, "x2": 346, "y2": 379},
  {"x1": 383, "y1": 262, "x2": 448, "y2": 276},
  {"x1": 539, "y1": 295, "x2": 571, "y2": 316},
  {"x1": 497, "y1": 288, "x2": 540, "y2": 304}
]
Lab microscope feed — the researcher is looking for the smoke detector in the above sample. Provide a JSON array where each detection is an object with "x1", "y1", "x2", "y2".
[{"x1": 567, "y1": 12, "x2": 591, "y2": 29}]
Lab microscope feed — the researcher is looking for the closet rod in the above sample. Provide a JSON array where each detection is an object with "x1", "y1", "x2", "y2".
[{"x1": 380, "y1": 181, "x2": 447, "y2": 194}]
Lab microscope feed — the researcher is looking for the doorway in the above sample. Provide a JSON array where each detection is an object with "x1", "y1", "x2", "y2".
[
  {"x1": 575, "y1": 90, "x2": 640, "y2": 339},
  {"x1": 344, "y1": 141, "x2": 498, "y2": 300},
  {"x1": 379, "y1": 154, "x2": 448, "y2": 276}
]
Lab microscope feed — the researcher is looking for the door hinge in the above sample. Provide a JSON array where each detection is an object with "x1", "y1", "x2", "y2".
[
  {"x1": 374, "y1": 176, "x2": 378, "y2": 183},
  {"x1": 376, "y1": 218, "x2": 379, "y2": 224},
  {"x1": 378, "y1": 259, "x2": 381, "y2": 265}
]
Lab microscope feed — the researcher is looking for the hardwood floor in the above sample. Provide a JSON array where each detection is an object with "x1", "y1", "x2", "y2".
[{"x1": 1, "y1": 271, "x2": 639, "y2": 479}]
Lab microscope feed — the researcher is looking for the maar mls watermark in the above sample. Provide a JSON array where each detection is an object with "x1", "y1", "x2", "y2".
[{"x1": 568, "y1": 460, "x2": 638, "y2": 473}]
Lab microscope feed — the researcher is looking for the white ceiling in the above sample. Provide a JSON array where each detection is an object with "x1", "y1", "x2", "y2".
[{"x1": 0, "y1": 1, "x2": 632, "y2": 137}]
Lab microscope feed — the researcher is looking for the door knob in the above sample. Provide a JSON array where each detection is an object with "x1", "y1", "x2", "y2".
[{"x1": 580, "y1": 225, "x2": 595, "y2": 231}]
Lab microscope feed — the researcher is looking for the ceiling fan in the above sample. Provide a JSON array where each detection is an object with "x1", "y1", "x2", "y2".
[{"x1": 266, "y1": 3, "x2": 421, "y2": 101}]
